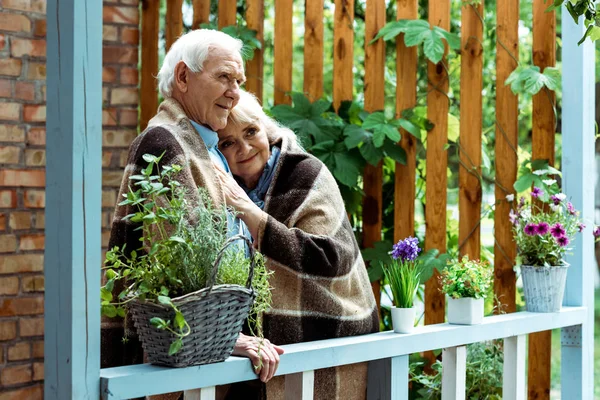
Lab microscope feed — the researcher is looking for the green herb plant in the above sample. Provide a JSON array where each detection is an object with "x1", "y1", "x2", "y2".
[
  {"x1": 439, "y1": 256, "x2": 493, "y2": 299},
  {"x1": 101, "y1": 153, "x2": 272, "y2": 355}
]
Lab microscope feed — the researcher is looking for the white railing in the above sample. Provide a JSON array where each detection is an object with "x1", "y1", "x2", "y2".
[{"x1": 99, "y1": 307, "x2": 586, "y2": 400}]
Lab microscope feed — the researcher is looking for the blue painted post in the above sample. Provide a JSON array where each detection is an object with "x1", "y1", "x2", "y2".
[
  {"x1": 561, "y1": 8, "x2": 595, "y2": 399},
  {"x1": 45, "y1": 1, "x2": 103, "y2": 399}
]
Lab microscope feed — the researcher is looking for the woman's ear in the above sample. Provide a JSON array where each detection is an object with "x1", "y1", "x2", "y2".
[{"x1": 173, "y1": 61, "x2": 189, "y2": 93}]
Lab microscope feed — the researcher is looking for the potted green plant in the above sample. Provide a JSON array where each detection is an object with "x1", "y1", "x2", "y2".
[
  {"x1": 511, "y1": 183, "x2": 584, "y2": 313},
  {"x1": 100, "y1": 153, "x2": 272, "y2": 367},
  {"x1": 439, "y1": 257, "x2": 492, "y2": 325},
  {"x1": 382, "y1": 237, "x2": 423, "y2": 333}
]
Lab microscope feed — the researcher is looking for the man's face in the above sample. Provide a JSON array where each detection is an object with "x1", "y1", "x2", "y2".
[{"x1": 182, "y1": 46, "x2": 245, "y2": 131}]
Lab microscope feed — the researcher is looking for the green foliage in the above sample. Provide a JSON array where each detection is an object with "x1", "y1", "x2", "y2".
[
  {"x1": 372, "y1": 19, "x2": 461, "y2": 64},
  {"x1": 410, "y1": 341, "x2": 504, "y2": 399},
  {"x1": 199, "y1": 23, "x2": 262, "y2": 61},
  {"x1": 547, "y1": 0, "x2": 600, "y2": 44},
  {"x1": 101, "y1": 153, "x2": 272, "y2": 353},
  {"x1": 505, "y1": 65, "x2": 560, "y2": 96},
  {"x1": 439, "y1": 256, "x2": 493, "y2": 299}
]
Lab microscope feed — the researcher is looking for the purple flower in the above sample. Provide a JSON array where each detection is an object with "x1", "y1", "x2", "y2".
[
  {"x1": 536, "y1": 222, "x2": 550, "y2": 235},
  {"x1": 531, "y1": 187, "x2": 543, "y2": 198},
  {"x1": 509, "y1": 209, "x2": 519, "y2": 225},
  {"x1": 391, "y1": 237, "x2": 421, "y2": 262},
  {"x1": 557, "y1": 236, "x2": 569, "y2": 247},
  {"x1": 593, "y1": 226, "x2": 600, "y2": 238},
  {"x1": 518, "y1": 196, "x2": 526, "y2": 209},
  {"x1": 550, "y1": 193, "x2": 566, "y2": 205},
  {"x1": 550, "y1": 223, "x2": 566, "y2": 238},
  {"x1": 524, "y1": 223, "x2": 537, "y2": 236},
  {"x1": 567, "y1": 202, "x2": 577, "y2": 215},
  {"x1": 578, "y1": 223, "x2": 586, "y2": 233}
]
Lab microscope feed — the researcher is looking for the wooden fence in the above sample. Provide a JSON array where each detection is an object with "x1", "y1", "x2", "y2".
[{"x1": 138, "y1": 0, "x2": 558, "y2": 397}]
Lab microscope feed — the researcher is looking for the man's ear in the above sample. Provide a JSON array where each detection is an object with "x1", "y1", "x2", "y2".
[{"x1": 174, "y1": 61, "x2": 189, "y2": 93}]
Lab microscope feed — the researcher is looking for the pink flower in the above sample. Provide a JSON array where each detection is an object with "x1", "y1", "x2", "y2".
[
  {"x1": 536, "y1": 222, "x2": 550, "y2": 235},
  {"x1": 550, "y1": 223, "x2": 566, "y2": 238},
  {"x1": 557, "y1": 236, "x2": 569, "y2": 247},
  {"x1": 593, "y1": 226, "x2": 600, "y2": 238},
  {"x1": 567, "y1": 202, "x2": 577, "y2": 215},
  {"x1": 578, "y1": 223, "x2": 586, "y2": 232},
  {"x1": 509, "y1": 209, "x2": 519, "y2": 225},
  {"x1": 524, "y1": 223, "x2": 537, "y2": 236}
]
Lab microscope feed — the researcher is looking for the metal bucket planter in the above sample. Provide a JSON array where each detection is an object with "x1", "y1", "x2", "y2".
[
  {"x1": 390, "y1": 307, "x2": 416, "y2": 333},
  {"x1": 521, "y1": 265, "x2": 568, "y2": 313}
]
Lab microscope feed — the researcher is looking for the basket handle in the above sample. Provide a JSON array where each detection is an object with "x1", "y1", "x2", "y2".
[{"x1": 207, "y1": 234, "x2": 256, "y2": 292}]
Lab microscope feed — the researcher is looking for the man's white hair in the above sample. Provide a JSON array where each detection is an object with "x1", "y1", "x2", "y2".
[{"x1": 157, "y1": 29, "x2": 244, "y2": 98}]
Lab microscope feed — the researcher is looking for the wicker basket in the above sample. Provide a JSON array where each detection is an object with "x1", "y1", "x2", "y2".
[{"x1": 128, "y1": 235, "x2": 257, "y2": 367}]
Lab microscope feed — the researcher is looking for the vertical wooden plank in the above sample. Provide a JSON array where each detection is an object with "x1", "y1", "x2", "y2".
[
  {"x1": 284, "y1": 371, "x2": 315, "y2": 400},
  {"x1": 45, "y1": 0, "x2": 102, "y2": 399},
  {"x1": 367, "y1": 356, "x2": 409, "y2": 400},
  {"x1": 192, "y1": 0, "x2": 211, "y2": 29},
  {"x1": 218, "y1": 0, "x2": 237, "y2": 29},
  {"x1": 245, "y1": 0, "x2": 264, "y2": 102},
  {"x1": 494, "y1": 0, "x2": 519, "y2": 315},
  {"x1": 424, "y1": 0, "x2": 450, "y2": 326},
  {"x1": 458, "y1": 1, "x2": 483, "y2": 259},
  {"x1": 333, "y1": 0, "x2": 354, "y2": 110},
  {"x1": 528, "y1": 1, "x2": 556, "y2": 398},
  {"x1": 166, "y1": 0, "x2": 184, "y2": 51},
  {"x1": 274, "y1": 0, "x2": 293, "y2": 105},
  {"x1": 503, "y1": 335, "x2": 526, "y2": 400},
  {"x1": 561, "y1": 10, "x2": 595, "y2": 398},
  {"x1": 363, "y1": 0, "x2": 386, "y2": 310},
  {"x1": 140, "y1": 0, "x2": 160, "y2": 131},
  {"x1": 304, "y1": 0, "x2": 324, "y2": 102},
  {"x1": 441, "y1": 346, "x2": 466, "y2": 400},
  {"x1": 394, "y1": 0, "x2": 418, "y2": 244}
]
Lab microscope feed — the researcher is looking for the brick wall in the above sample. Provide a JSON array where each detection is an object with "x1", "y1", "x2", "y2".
[{"x1": 0, "y1": 0, "x2": 140, "y2": 397}]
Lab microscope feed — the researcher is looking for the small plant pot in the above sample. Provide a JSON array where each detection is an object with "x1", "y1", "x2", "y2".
[
  {"x1": 390, "y1": 306, "x2": 416, "y2": 333},
  {"x1": 521, "y1": 265, "x2": 568, "y2": 313},
  {"x1": 447, "y1": 297, "x2": 484, "y2": 325}
]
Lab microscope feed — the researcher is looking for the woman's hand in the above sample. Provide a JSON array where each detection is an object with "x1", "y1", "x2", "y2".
[
  {"x1": 215, "y1": 167, "x2": 267, "y2": 241},
  {"x1": 232, "y1": 333, "x2": 284, "y2": 383}
]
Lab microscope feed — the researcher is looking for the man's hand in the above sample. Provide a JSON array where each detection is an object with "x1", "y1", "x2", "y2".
[{"x1": 232, "y1": 333, "x2": 284, "y2": 383}]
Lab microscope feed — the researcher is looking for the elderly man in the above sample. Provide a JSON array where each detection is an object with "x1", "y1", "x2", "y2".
[{"x1": 102, "y1": 30, "x2": 282, "y2": 397}]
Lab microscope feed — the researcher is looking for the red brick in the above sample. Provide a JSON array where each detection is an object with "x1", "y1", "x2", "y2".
[
  {"x1": 104, "y1": 6, "x2": 139, "y2": 25},
  {"x1": 102, "y1": 151, "x2": 112, "y2": 167},
  {"x1": 9, "y1": 211, "x2": 31, "y2": 230},
  {"x1": 0, "y1": 146, "x2": 21, "y2": 164},
  {"x1": 0, "y1": 234, "x2": 17, "y2": 253},
  {"x1": 103, "y1": 46, "x2": 137, "y2": 64},
  {"x1": 32, "y1": 362, "x2": 43, "y2": 380},
  {"x1": 0, "y1": 297, "x2": 43, "y2": 317},
  {"x1": 103, "y1": 170, "x2": 124, "y2": 187},
  {"x1": 121, "y1": 27, "x2": 139, "y2": 45},
  {"x1": 0, "y1": 364, "x2": 32, "y2": 386},
  {"x1": 24, "y1": 149, "x2": 45, "y2": 166},
  {"x1": 0, "y1": 34, "x2": 6, "y2": 51},
  {"x1": 0, "y1": 12, "x2": 31, "y2": 33},
  {"x1": 32, "y1": 340, "x2": 43, "y2": 358},
  {"x1": 119, "y1": 108, "x2": 138, "y2": 126},
  {"x1": 102, "y1": 190, "x2": 117, "y2": 208},
  {"x1": 23, "y1": 104, "x2": 45, "y2": 122},
  {"x1": 23, "y1": 190, "x2": 44, "y2": 208},
  {"x1": 0, "y1": 276, "x2": 19, "y2": 295},
  {"x1": 0, "y1": 385, "x2": 43, "y2": 400},
  {"x1": 19, "y1": 317, "x2": 43, "y2": 336},
  {"x1": 119, "y1": 150, "x2": 129, "y2": 167},
  {"x1": 0, "y1": 125, "x2": 24, "y2": 142},
  {"x1": 103, "y1": 108, "x2": 118, "y2": 126},
  {"x1": 103, "y1": 87, "x2": 109, "y2": 102},
  {"x1": 2, "y1": 0, "x2": 46, "y2": 14},
  {"x1": 21, "y1": 275, "x2": 44, "y2": 292},
  {"x1": 0, "y1": 79, "x2": 12, "y2": 97},
  {"x1": 33, "y1": 211, "x2": 43, "y2": 229},
  {"x1": 120, "y1": 67, "x2": 138, "y2": 85},
  {"x1": 0, "y1": 254, "x2": 43, "y2": 274},
  {"x1": 0, "y1": 58, "x2": 22, "y2": 77},
  {"x1": 32, "y1": 18, "x2": 45, "y2": 37},
  {"x1": 19, "y1": 233, "x2": 44, "y2": 251},
  {"x1": 103, "y1": 66, "x2": 117, "y2": 83},
  {"x1": 26, "y1": 62, "x2": 45, "y2": 80},
  {"x1": 0, "y1": 103, "x2": 21, "y2": 121},
  {"x1": 0, "y1": 190, "x2": 17, "y2": 208},
  {"x1": 8, "y1": 342, "x2": 31, "y2": 361},
  {"x1": 0, "y1": 213, "x2": 5, "y2": 230},
  {"x1": 110, "y1": 87, "x2": 137, "y2": 105},
  {"x1": 14, "y1": 81, "x2": 35, "y2": 101},
  {"x1": 102, "y1": 211, "x2": 112, "y2": 229},
  {"x1": 10, "y1": 38, "x2": 46, "y2": 58},
  {"x1": 40, "y1": 83, "x2": 45, "y2": 101},
  {"x1": 0, "y1": 169, "x2": 45, "y2": 187},
  {"x1": 0, "y1": 321, "x2": 17, "y2": 341},
  {"x1": 26, "y1": 127, "x2": 44, "y2": 145},
  {"x1": 103, "y1": 25, "x2": 118, "y2": 42},
  {"x1": 103, "y1": 129, "x2": 137, "y2": 147}
]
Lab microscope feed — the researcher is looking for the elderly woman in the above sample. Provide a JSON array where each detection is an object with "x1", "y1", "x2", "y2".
[{"x1": 216, "y1": 90, "x2": 379, "y2": 400}]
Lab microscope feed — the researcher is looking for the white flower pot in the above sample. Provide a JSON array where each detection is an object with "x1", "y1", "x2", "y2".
[
  {"x1": 391, "y1": 306, "x2": 416, "y2": 333},
  {"x1": 447, "y1": 297, "x2": 484, "y2": 325}
]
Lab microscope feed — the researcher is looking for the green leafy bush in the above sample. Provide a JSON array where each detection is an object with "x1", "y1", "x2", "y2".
[{"x1": 439, "y1": 256, "x2": 492, "y2": 299}]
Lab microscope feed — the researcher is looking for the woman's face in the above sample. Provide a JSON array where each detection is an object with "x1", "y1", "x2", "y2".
[{"x1": 218, "y1": 119, "x2": 270, "y2": 189}]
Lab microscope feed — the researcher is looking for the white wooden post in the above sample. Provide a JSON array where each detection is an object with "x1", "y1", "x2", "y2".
[
  {"x1": 561, "y1": 6, "x2": 596, "y2": 400},
  {"x1": 45, "y1": 0, "x2": 102, "y2": 399},
  {"x1": 183, "y1": 387, "x2": 216, "y2": 400},
  {"x1": 441, "y1": 346, "x2": 466, "y2": 400},
  {"x1": 285, "y1": 370, "x2": 315, "y2": 400},
  {"x1": 367, "y1": 356, "x2": 409, "y2": 400},
  {"x1": 503, "y1": 335, "x2": 526, "y2": 400}
]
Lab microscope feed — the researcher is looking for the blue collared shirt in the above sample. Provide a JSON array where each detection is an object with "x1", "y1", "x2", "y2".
[{"x1": 190, "y1": 120, "x2": 252, "y2": 253}]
